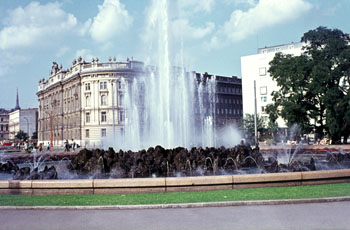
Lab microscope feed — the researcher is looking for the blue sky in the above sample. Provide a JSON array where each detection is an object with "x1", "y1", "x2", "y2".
[{"x1": 0, "y1": 0, "x2": 349, "y2": 109}]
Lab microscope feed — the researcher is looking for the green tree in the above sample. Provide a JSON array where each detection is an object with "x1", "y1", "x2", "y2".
[
  {"x1": 264, "y1": 104, "x2": 279, "y2": 141},
  {"x1": 269, "y1": 26, "x2": 350, "y2": 143},
  {"x1": 31, "y1": 131, "x2": 38, "y2": 140},
  {"x1": 242, "y1": 113, "x2": 265, "y2": 143},
  {"x1": 15, "y1": 130, "x2": 29, "y2": 141}
]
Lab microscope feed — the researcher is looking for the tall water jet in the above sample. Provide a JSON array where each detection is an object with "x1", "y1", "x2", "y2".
[{"x1": 116, "y1": 0, "x2": 238, "y2": 150}]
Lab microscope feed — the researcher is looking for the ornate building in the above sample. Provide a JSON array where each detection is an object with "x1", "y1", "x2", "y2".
[
  {"x1": 37, "y1": 57, "x2": 144, "y2": 147},
  {"x1": 37, "y1": 57, "x2": 242, "y2": 148}
]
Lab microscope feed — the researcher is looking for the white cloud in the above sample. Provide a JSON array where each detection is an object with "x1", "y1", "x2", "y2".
[
  {"x1": 226, "y1": 0, "x2": 312, "y2": 42},
  {"x1": 177, "y1": 0, "x2": 215, "y2": 13},
  {"x1": 75, "y1": 49, "x2": 94, "y2": 62},
  {"x1": 56, "y1": 46, "x2": 70, "y2": 57},
  {"x1": 0, "y1": 2, "x2": 77, "y2": 50},
  {"x1": 171, "y1": 19, "x2": 215, "y2": 40},
  {"x1": 224, "y1": 0, "x2": 256, "y2": 7},
  {"x1": 207, "y1": 0, "x2": 312, "y2": 49},
  {"x1": 78, "y1": 18, "x2": 92, "y2": 37},
  {"x1": 0, "y1": 51, "x2": 30, "y2": 77},
  {"x1": 89, "y1": 0, "x2": 133, "y2": 42}
]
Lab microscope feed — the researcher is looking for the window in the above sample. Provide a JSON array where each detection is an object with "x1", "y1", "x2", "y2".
[
  {"x1": 0, "y1": 118, "x2": 3, "y2": 122},
  {"x1": 85, "y1": 83, "x2": 90, "y2": 91},
  {"x1": 261, "y1": 106, "x2": 265, "y2": 113},
  {"x1": 86, "y1": 96, "x2": 91, "y2": 107},
  {"x1": 85, "y1": 129, "x2": 89, "y2": 138},
  {"x1": 1, "y1": 125, "x2": 3, "y2": 131},
  {"x1": 101, "y1": 95, "x2": 107, "y2": 106},
  {"x1": 101, "y1": 112, "x2": 107, "y2": 122},
  {"x1": 100, "y1": 81, "x2": 107, "y2": 90},
  {"x1": 260, "y1": 86, "x2": 267, "y2": 95},
  {"x1": 118, "y1": 81, "x2": 124, "y2": 89},
  {"x1": 86, "y1": 112, "x2": 90, "y2": 123},
  {"x1": 261, "y1": 96, "x2": 267, "y2": 102},
  {"x1": 119, "y1": 94, "x2": 124, "y2": 105},
  {"x1": 119, "y1": 111, "x2": 124, "y2": 122},
  {"x1": 101, "y1": 128, "x2": 106, "y2": 137},
  {"x1": 259, "y1": 67, "x2": 266, "y2": 76}
]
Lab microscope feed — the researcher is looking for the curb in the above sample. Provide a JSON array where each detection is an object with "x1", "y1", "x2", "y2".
[{"x1": 1, "y1": 196, "x2": 349, "y2": 210}]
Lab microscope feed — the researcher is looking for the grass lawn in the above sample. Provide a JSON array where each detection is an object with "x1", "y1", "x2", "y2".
[{"x1": 0, "y1": 183, "x2": 349, "y2": 206}]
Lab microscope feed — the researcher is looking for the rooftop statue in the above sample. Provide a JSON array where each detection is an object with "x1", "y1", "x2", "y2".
[{"x1": 50, "y1": 62, "x2": 59, "y2": 75}]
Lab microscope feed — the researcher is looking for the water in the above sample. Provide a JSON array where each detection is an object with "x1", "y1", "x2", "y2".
[{"x1": 108, "y1": 0, "x2": 240, "y2": 151}]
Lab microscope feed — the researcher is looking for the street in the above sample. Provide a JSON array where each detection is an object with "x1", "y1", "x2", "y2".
[{"x1": 1, "y1": 201, "x2": 349, "y2": 230}]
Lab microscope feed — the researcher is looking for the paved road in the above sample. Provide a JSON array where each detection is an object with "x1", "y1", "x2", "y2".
[{"x1": 1, "y1": 202, "x2": 350, "y2": 230}]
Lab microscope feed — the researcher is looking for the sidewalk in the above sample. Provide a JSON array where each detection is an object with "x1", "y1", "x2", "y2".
[{"x1": 1, "y1": 196, "x2": 349, "y2": 210}]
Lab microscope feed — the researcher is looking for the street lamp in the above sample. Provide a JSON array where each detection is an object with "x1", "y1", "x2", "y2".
[{"x1": 43, "y1": 110, "x2": 53, "y2": 149}]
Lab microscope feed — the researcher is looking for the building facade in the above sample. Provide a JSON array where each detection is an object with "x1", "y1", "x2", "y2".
[
  {"x1": 38, "y1": 57, "x2": 243, "y2": 148},
  {"x1": 8, "y1": 108, "x2": 38, "y2": 140},
  {"x1": 195, "y1": 73, "x2": 242, "y2": 128},
  {"x1": 0, "y1": 109, "x2": 9, "y2": 141},
  {"x1": 37, "y1": 58, "x2": 144, "y2": 147},
  {"x1": 241, "y1": 42, "x2": 304, "y2": 128}
]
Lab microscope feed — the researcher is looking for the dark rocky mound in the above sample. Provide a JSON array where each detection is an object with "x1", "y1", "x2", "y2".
[
  {"x1": 0, "y1": 160, "x2": 58, "y2": 180},
  {"x1": 68, "y1": 144, "x2": 318, "y2": 178}
]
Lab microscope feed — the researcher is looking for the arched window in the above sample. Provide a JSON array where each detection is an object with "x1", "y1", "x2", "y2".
[
  {"x1": 101, "y1": 95, "x2": 107, "y2": 106},
  {"x1": 86, "y1": 95, "x2": 91, "y2": 107}
]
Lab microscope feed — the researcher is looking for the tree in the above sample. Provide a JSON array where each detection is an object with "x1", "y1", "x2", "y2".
[
  {"x1": 265, "y1": 104, "x2": 279, "y2": 140},
  {"x1": 31, "y1": 131, "x2": 38, "y2": 140},
  {"x1": 242, "y1": 113, "x2": 265, "y2": 143},
  {"x1": 15, "y1": 130, "x2": 29, "y2": 141},
  {"x1": 269, "y1": 27, "x2": 350, "y2": 143}
]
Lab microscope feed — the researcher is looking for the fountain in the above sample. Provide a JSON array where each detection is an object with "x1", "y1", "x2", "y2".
[
  {"x1": 107, "y1": 0, "x2": 235, "y2": 151},
  {"x1": 1, "y1": 0, "x2": 350, "y2": 196}
]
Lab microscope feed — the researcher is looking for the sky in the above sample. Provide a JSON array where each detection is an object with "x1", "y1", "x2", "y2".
[{"x1": 0, "y1": 0, "x2": 350, "y2": 110}]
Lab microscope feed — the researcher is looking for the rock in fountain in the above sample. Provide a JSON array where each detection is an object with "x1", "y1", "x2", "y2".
[{"x1": 67, "y1": 144, "x2": 319, "y2": 179}]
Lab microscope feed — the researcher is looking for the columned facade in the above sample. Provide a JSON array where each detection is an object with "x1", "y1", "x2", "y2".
[{"x1": 37, "y1": 58, "x2": 144, "y2": 147}]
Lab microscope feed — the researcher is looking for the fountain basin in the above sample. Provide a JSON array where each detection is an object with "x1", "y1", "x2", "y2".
[{"x1": 0, "y1": 169, "x2": 349, "y2": 195}]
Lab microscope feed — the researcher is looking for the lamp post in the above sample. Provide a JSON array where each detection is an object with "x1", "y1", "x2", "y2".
[
  {"x1": 254, "y1": 80, "x2": 258, "y2": 146},
  {"x1": 111, "y1": 81, "x2": 116, "y2": 140},
  {"x1": 50, "y1": 111, "x2": 53, "y2": 149},
  {"x1": 43, "y1": 110, "x2": 53, "y2": 149}
]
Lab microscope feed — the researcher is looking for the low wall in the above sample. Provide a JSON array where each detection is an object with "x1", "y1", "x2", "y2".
[{"x1": 1, "y1": 169, "x2": 350, "y2": 195}]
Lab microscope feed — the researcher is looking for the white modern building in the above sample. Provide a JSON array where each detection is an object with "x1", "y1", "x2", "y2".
[
  {"x1": 9, "y1": 108, "x2": 38, "y2": 140},
  {"x1": 241, "y1": 42, "x2": 304, "y2": 128}
]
